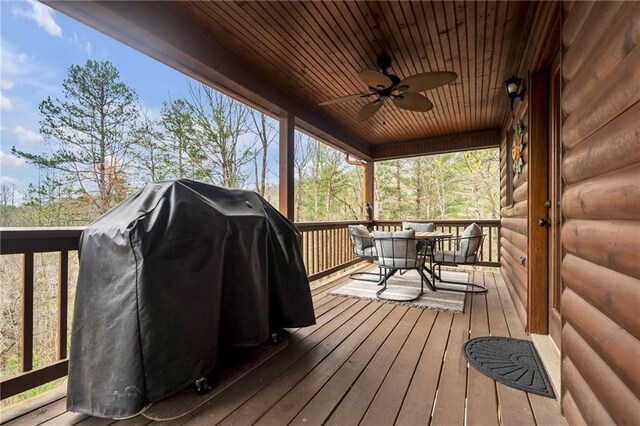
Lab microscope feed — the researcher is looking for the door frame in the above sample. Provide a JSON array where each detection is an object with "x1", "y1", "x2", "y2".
[
  {"x1": 527, "y1": 71, "x2": 550, "y2": 334},
  {"x1": 525, "y1": 4, "x2": 562, "y2": 335},
  {"x1": 547, "y1": 53, "x2": 563, "y2": 347}
]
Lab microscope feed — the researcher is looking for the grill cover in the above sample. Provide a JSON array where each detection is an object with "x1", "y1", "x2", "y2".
[{"x1": 67, "y1": 180, "x2": 315, "y2": 418}]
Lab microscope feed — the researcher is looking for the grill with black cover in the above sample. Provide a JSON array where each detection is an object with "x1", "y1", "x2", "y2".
[{"x1": 67, "y1": 179, "x2": 315, "y2": 418}]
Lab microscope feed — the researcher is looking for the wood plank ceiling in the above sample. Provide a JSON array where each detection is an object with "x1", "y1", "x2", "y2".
[{"x1": 163, "y1": 1, "x2": 536, "y2": 146}]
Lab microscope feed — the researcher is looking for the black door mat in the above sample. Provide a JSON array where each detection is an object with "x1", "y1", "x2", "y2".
[{"x1": 462, "y1": 336, "x2": 556, "y2": 398}]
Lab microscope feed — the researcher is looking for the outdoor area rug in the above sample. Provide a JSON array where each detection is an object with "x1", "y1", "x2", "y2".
[
  {"x1": 329, "y1": 270, "x2": 467, "y2": 313},
  {"x1": 463, "y1": 336, "x2": 556, "y2": 398},
  {"x1": 143, "y1": 337, "x2": 289, "y2": 420}
]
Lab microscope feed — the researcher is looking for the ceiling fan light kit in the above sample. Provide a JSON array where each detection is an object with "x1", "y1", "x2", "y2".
[{"x1": 319, "y1": 54, "x2": 458, "y2": 121}]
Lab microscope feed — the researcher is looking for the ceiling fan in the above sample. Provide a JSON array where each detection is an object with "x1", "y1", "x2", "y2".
[{"x1": 319, "y1": 54, "x2": 457, "y2": 122}]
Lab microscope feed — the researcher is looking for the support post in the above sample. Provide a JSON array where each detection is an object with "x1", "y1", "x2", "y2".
[
  {"x1": 279, "y1": 112, "x2": 295, "y2": 221},
  {"x1": 364, "y1": 161, "x2": 375, "y2": 221}
]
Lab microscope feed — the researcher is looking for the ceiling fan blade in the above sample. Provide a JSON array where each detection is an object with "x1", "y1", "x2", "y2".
[
  {"x1": 399, "y1": 71, "x2": 458, "y2": 93},
  {"x1": 393, "y1": 93, "x2": 433, "y2": 112},
  {"x1": 357, "y1": 100, "x2": 383, "y2": 121},
  {"x1": 359, "y1": 70, "x2": 392, "y2": 89},
  {"x1": 319, "y1": 93, "x2": 370, "y2": 106}
]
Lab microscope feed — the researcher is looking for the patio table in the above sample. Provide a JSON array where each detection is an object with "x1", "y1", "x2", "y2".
[{"x1": 375, "y1": 231, "x2": 452, "y2": 294}]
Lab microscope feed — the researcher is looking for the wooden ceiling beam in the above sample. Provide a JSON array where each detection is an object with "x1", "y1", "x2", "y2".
[
  {"x1": 372, "y1": 129, "x2": 500, "y2": 161},
  {"x1": 44, "y1": 1, "x2": 372, "y2": 159}
]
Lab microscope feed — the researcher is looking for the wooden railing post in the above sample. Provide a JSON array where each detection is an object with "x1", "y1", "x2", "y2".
[{"x1": 279, "y1": 111, "x2": 295, "y2": 221}]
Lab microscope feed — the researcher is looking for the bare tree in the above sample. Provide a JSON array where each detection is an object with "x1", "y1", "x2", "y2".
[
  {"x1": 133, "y1": 110, "x2": 166, "y2": 182},
  {"x1": 184, "y1": 82, "x2": 253, "y2": 188},
  {"x1": 294, "y1": 132, "x2": 313, "y2": 221},
  {"x1": 249, "y1": 111, "x2": 276, "y2": 196}
]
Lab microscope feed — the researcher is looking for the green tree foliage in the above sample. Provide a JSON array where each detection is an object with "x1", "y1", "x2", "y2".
[
  {"x1": 294, "y1": 133, "x2": 362, "y2": 222},
  {"x1": 4, "y1": 60, "x2": 499, "y2": 227},
  {"x1": 132, "y1": 111, "x2": 167, "y2": 183},
  {"x1": 13, "y1": 60, "x2": 139, "y2": 214},
  {"x1": 159, "y1": 98, "x2": 195, "y2": 180},
  {"x1": 375, "y1": 149, "x2": 500, "y2": 220}
]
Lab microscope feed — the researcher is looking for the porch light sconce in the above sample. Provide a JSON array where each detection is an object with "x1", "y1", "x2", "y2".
[{"x1": 505, "y1": 75, "x2": 525, "y2": 111}]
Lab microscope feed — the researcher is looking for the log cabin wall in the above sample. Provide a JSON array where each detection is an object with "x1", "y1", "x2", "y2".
[
  {"x1": 560, "y1": 1, "x2": 640, "y2": 424},
  {"x1": 502, "y1": 1, "x2": 640, "y2": 423}
]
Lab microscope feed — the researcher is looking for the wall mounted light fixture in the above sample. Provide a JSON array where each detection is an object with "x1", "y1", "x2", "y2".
[{"x1": 505, "y1": 75, "x2": 525, "y2": 111}]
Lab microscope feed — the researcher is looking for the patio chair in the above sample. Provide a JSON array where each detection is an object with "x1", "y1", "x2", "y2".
[
  {"x1": 431, "y1": 222, "x2": 487, "y2": 294},
  {"x1": 401, "y1": 221, "x2": 435, "y2": 232},
  {"x1": 400, "y1": 221, "x2": 436, "y2": 272},
  {"x1": 348, "y1": 224, "x2": 381, "y2": 283},
  {"x1": 373, "y1": 230, "x2": 431, "y2": 301}
]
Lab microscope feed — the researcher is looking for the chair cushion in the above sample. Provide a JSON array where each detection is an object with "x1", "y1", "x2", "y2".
[
  {"x1": 461, "y1": 223, "x2": 482, "y2": 257},
  {"x1": 354, "y1": 245, "x2": 377, "y2": 259},
  {"x1": 348, "y1": 224, "x2": 373, "y2": 250},
  {"x1": 402, "y1": 221, "x2": 435, "y2": 232},
  {"x1": 373, "y1": 230, "x2": 418, "y2": 268},
  {"x1": 433, "y1": 250, "x2": 477, "y2": 264}
]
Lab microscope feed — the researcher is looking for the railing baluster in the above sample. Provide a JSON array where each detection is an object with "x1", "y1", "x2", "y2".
[
  {"x1": 314, "y1": 230, "x2": 318, "y2": 275},
  {"x1": 58, "y1": 250, "x2": 69, "y2": 360},
  {"x1": 331, "y1": 229, "x2": 340, "y2": 268},
  {"x1": 22, "y1": 252, "x2": 34, "y2": 372},
  {"x1": 320, "y1": 230, "x2": 323, "y2": 272}
]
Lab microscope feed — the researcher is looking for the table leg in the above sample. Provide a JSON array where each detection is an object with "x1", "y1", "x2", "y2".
[{"x1": 420, "y1": 268, "x2": 437, "y2": 292}]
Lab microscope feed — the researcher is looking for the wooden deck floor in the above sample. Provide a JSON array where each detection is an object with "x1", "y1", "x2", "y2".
[{"x1": 3, "y1": 267, "x2": 565, "y2": 426}]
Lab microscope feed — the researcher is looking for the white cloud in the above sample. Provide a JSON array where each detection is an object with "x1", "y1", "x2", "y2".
[
  {"x1": 0, "y1": 93, "x2": 14, "y2": 111},
  {"x1": 70, "y1": 33, "x2": 92, "y2": 56},
  {"x1": 12, "y1": 0, "x2": 62, "y2": 38},
  {"x1": 0, "y1": 151, "x2": 26, "y2": 167},
  {"x1": 0, "y1": 176, "x2": 19, "y2": 186},
  {"x1": 1, "y1": 79, "x2": 14, "y2": 90},
  {"x1": 0, "y1": 40, "x2": 60, "y2": 93},
  {"x1": 11, "y1": 126, "x2": 43, "y2": 145},
  {"x1": 1, "y1": 41, "x2": 29, "y2": 75}
]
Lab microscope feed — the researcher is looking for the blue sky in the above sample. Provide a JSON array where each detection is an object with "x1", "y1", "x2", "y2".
[{"x1": 0, "y1": 0, "x2": 282, "y2": 202}]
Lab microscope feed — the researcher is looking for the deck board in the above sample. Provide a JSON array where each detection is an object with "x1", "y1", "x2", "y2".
[
  {"x1": 324, "y1": 308, "x2": 419, "y2": 425},
  {"x1": 289, "y1": 306, "x2": 407, "y2": 426},
  {"x1": 3, "y1": 268, "x2": 565, "y2": 426},
  {"x1": 395, "y1": 310, "x2": 454, "y2": 425},
  {"x1": 254, "y1": 304, "x2": 396, "y2": 425},
  {"x1": 360, "y1": 309, "x2": 438, "y2": 425},
  {"x1": 466, "y1": 271, "x2": 500, "y2": 426}
]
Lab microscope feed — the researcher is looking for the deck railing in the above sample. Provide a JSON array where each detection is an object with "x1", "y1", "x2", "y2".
[
  {"x1": 295, "y1": 221, "x2": 367, "y2": 282},
  {"x1": 0, "y1": 227, "x2": 83, "y2": 400},
  {"x1": 0, "y1": 218, "x2": 499, "y2": 401}
]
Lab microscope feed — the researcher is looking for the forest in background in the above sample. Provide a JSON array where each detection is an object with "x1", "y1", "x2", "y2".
[
  {"x1": 1, "y1": 60, "x2": 498, "y2": 228},
  {"x1": 0, "y1": 60, "x2": 498, "y2": 404}
]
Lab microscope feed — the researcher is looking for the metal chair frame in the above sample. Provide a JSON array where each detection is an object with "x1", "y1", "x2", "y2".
[
  {"x1": 374, "y1": 236, "x2": 431, "y2": 302},
  {"x1": 431, "y1": 234, "x2": 488, "y2": 294},
  {"x1": 348, "y1": 231, "x2": 382, "y2": 283}
]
